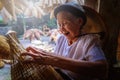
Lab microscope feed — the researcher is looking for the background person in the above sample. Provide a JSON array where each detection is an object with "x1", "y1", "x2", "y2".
[{"x1": 42, "y1": 25, "x2": 51, "y2": 36}]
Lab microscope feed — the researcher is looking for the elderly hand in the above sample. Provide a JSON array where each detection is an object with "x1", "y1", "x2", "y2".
[{"x1": 20, "y1": 46, "x2": 52, "y2": 64}]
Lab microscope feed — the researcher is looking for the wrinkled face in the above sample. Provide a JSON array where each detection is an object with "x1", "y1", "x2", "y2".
[{"x1": 56, "y1": 11, "x2": 83, "y2": 41}]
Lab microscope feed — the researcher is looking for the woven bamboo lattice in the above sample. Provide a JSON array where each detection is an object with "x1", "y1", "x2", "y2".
[{"x1": 6, "y1": 31, "x2": 63, "y2": 80}]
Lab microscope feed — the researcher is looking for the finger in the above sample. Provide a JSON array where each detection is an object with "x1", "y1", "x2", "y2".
[
  {"x1": 21, "y1": 52, "x2": 38, "y2": 58},
  {"x1": 27, "y1": 47, "x2": 46, "y2": 54},
  {"x1": 26, "y1": 46, "x2": 32, "y2": 51},
  {"x1": 26, "y1": 46, "x2": 39, "y2": 53},
  {"x1": 26, "y1": 46, "x2": 35, "y2": 51}
]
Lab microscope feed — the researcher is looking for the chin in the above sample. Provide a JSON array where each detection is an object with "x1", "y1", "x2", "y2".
[
  {"x1": 66, "y1": 36, "x2": 72, "y2": 40},
  {"x1": 64, "y1": 34, "x2": 72, "y2": 39}
]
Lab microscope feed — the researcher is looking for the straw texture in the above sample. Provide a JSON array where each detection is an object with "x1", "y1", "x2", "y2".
[{"x1": 6, "y1": 31, "x2": 63, "y2": 80}]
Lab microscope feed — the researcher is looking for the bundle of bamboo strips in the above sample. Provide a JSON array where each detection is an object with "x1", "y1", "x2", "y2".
[
  {"x1": 6, "y1": 31, "x2": 63, "y2": 80},
  {"x1": 0, "y1": 35, "x2": 10, "y2": 59}
]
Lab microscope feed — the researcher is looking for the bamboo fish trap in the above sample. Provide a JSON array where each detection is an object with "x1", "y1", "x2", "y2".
[{"x1": 6, "y1": 31, "x2": 63, "y2": 80}]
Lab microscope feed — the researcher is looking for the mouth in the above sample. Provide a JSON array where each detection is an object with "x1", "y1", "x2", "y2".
[{"x1": 63, "y1": 32, "x2": 69, "y2": 36}]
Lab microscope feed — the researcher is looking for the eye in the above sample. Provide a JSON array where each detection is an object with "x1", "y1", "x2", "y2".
[
  {"x1": 63, "y1": 22, "x2": 68, "y2": 25},
  {"x1": 57, "y1": 20, "x2": 71, "y2": 28}
]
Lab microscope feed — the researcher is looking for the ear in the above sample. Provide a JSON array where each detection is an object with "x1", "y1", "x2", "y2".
[{"x1": 77, "y1": 18, "x2": 83, "y2": 26}]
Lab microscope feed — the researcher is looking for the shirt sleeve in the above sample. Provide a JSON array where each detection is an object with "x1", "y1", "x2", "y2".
[{"x1": 86, "y1": 44, "x2": 106, "y2": 62}]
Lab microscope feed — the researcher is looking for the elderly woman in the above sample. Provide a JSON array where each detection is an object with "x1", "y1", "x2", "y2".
[{"x1": 21, "y1": 2, "x2": 108, "y2": 80}]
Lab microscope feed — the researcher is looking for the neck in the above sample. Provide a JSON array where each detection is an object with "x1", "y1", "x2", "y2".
[
  {"x1": 68, "y1": 36, "x2": 80, "y2": 45},
  {"x1": 68, "y1": 31, "x2": 84, "y2": 45}
]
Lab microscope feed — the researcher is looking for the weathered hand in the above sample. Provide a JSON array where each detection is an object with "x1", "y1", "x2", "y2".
[
  {"x1": 26, "y1": 46, "x2": 53, "y2": 56},
  {"x1": 21, "y1": 46, "x2": 52, "y2": 64},
  {"x1": 26, "y1": 46, "x2": 44, "y2": 53}
]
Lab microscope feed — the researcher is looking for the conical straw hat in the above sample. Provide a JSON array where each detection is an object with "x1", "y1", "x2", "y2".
[{"x1": 82, "y1": 6, "x2": 106, "y2": 39}]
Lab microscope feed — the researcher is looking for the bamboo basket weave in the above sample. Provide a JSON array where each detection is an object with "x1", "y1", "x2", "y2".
[{"x1": 6, "y1": 31, "x2": 63, "y2": 80}]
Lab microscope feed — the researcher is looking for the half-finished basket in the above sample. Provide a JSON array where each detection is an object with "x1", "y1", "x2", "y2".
[{"x1": 6, "y1": 31, "x2": 63, "y2": 80}]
